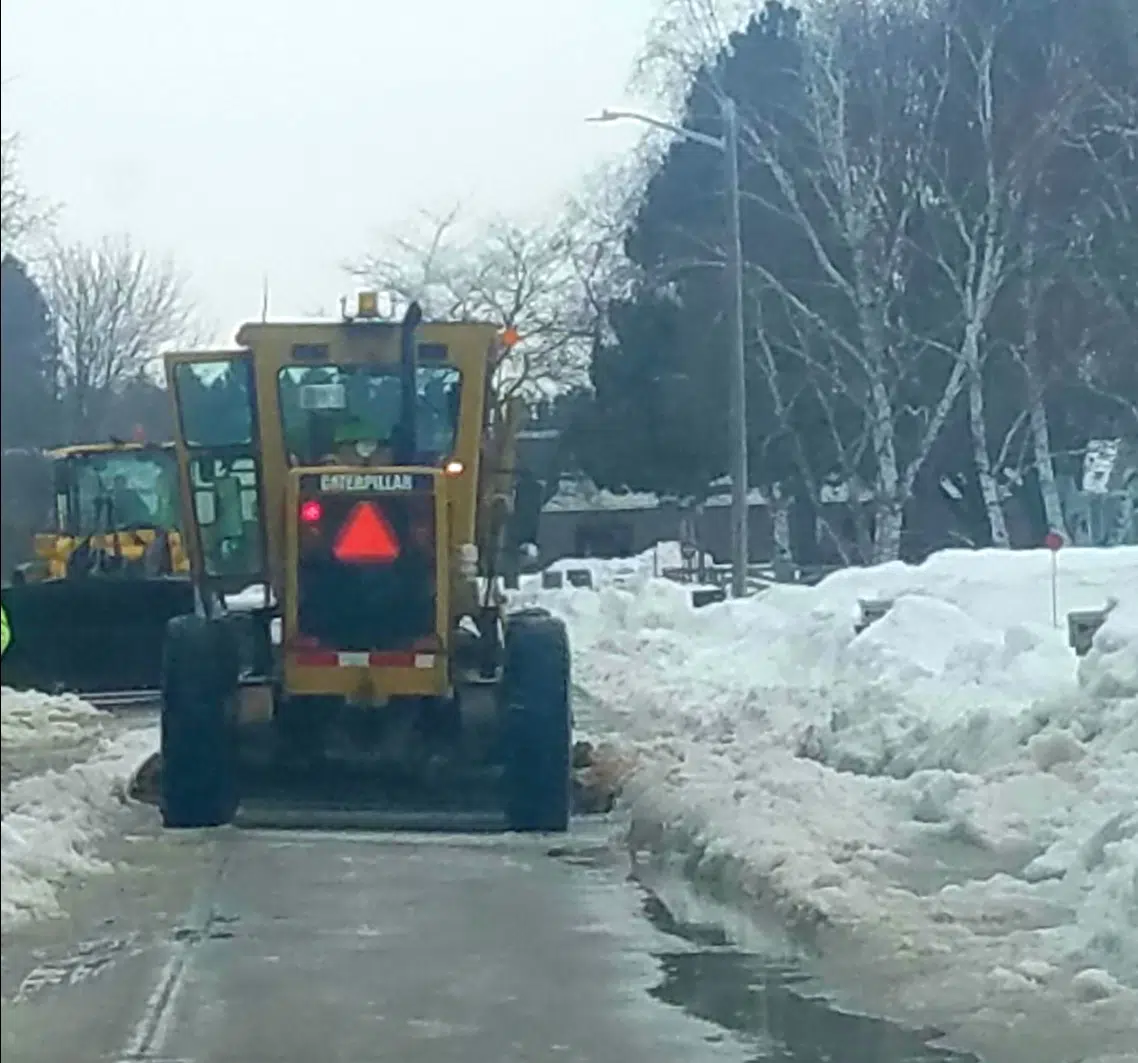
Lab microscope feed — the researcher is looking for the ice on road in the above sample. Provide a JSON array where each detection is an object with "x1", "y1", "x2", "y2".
[{"x1": 2, "y1": 825, "x2": 766, "y2": 1063}]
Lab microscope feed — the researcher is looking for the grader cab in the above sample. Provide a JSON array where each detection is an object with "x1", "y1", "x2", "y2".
[{"x1": 157, "y1": 297, "x2": 570, "y2": 831}]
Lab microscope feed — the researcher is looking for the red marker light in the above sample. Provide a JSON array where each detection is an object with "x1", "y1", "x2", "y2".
[
  {"x1": 333, "y1": 502, "x2": 400, "y2": 563},
  {"x1": 300, "y1": 499, "x2": 323, "y2": 524}
]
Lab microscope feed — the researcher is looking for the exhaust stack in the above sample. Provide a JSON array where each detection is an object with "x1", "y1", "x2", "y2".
[{"x1": 396, "y1": 301, "x2": 423, "y2": 464}]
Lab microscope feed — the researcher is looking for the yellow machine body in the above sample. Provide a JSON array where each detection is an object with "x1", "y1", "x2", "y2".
[{"x1": 164, "y1": 313, "x2": 521, "y2": 710}]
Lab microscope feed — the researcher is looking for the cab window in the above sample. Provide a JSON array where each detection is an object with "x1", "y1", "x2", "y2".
[
  {"x1": 277, "y1": 364, "x2": 461, "y2": 466},
  {"x1": 187, "y1": 453, "x2": 263, "y2": 576},
  {"x1": 172, "y1": 359, "x2": 263, "y2": 577},
  {"x1": 174, "y1": 359, "x2": 256, "y2": 447},
  {"x1": 67, "y1": 451, "x2": 182, "y2": 535}
]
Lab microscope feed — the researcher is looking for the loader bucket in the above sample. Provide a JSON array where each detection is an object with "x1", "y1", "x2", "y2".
[{"x1": 0, "y1": 576, "x2": 196, "y2": 698}]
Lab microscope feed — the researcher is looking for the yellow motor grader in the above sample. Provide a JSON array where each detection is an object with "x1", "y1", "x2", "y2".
[
  {"x1": 156, "y1": 295, "x2": 569, "y2": 831},
  {"x1": 1, "y1": 441, "x2": 195, "y2": 703}
]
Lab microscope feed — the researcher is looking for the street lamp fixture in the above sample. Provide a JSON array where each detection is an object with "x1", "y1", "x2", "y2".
[{"x1": 588, "y1": 100, "x2": 749, "y2": 599}]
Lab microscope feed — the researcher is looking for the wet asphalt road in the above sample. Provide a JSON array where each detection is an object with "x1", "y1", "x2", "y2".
[{"x1": 0, "y1": 807, "x2": 980, "y2": 1063}]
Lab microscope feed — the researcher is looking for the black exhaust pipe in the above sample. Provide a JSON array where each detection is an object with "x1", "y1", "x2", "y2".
[{"x1": 396, "y1": 301, "x2": 423, "y2": 464}]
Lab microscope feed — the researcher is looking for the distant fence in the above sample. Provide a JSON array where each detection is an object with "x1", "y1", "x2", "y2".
[
  {"x1": 530, "y1": 558, "x2": 846, "y2": 610},
  {"x1": 660, "y1": 561, "x2": 844, "y2": 593}
]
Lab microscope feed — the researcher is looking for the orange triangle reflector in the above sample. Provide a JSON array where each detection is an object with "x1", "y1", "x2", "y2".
[{"x1": 333, "y1": 502, "x2": 400, "y2": 563}]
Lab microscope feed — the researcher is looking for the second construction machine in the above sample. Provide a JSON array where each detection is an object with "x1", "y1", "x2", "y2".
[
  {"x1": 157, "y1": 295, "x2": 570, "y2": 831},
  {"x1": 1, "y1": 441, "x2": 194, "y2": 701}
]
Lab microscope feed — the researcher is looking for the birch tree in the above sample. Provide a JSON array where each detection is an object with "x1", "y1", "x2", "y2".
[
  {"x1": 732, "y1": 3, "x2": 969, "y2": 560},
  {"x1": 914, "y1": 0, "x2": 1103, "y2": 545},
  {"x1": 593, "y1": 0, "x2": 1135, "y2": 556}
]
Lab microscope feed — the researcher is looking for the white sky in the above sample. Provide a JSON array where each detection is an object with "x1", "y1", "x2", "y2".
[{"x1": 2, "y1": 0, "x2": 654, "y2": 343}]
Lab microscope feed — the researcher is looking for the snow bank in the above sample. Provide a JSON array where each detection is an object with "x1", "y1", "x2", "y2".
[
  {"x1": 531, "y1": 541, "x2": 717, "y2": 593},
  {"x1": 1, "y1": 687, "x2": 103, "y2": 751},
  {"x1": 539, "y1": 541, "x2": 686, "y2": 586},
  {"x1": 525, "y1": 545, "x2": 1138, "y2": 1047},
  {"x1": 1080, "y1": 597, "x2": 1138, "y2": 701},
  {"x1": 2, "y1": 689, "x2": 158, "y2": 931}
]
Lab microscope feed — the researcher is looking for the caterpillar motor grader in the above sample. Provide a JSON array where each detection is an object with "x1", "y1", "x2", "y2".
[
  {"x1": 1, "y1": 440, "x2": 195, "y2": 703},
  {"x1": 156, "y1": 294, "x2": 570, "y2": 831}
]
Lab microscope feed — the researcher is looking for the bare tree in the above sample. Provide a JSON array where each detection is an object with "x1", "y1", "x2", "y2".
[
  {"x1": 347, "y1": 210, "x2": 599, "y2": 405},
  {"x1": 560, "y1": 158, "x2": 645, "y2": 348},
  {"x1": 912, "y1": 0, "x2": 1099, "y2": 547},
  {"x1": 635, "y1": 0, "x2": 756, "y2": 111},
  {"x1": 1054, "y1": 4, "x2": 1138, "y2": 436},
  {"x1": 731, "y1": 3, "x2": 966, "y2": 562},
  {"x1": 618, "y1": 0, "x2": 1133, "y2": 557},
  {"x1": 1, "y1": 130, "x2": 56, "y2": 256},
  {"x1": 45, "y1": 236, "x2": 197, "y2": 440}
]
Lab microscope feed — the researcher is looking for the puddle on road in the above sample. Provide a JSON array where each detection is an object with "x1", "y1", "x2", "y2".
[{"x1": 639, "y1": 887, "x2": 982, "y2": 1063}]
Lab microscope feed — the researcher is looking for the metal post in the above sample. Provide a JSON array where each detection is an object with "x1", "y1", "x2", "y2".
[
  {"x1": 586, "y1": 101, "x2": 749, "y2": 595},
  {"x1": 722, "y1": 97, "x2": 749, "y2": 598}
]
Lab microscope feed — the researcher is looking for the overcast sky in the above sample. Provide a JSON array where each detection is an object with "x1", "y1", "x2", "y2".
[{"x1": 2, "y1": 0, "x2": 654, "y2": 342}]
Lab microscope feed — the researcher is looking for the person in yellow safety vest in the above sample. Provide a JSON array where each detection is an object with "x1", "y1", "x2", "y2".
[{"x1": 1, "y1": 605, "x2": 10, "y2": 657}]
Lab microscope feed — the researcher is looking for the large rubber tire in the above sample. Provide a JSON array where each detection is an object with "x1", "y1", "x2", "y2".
[
  {"x1": 160, "y1": 614, "x2": 240, "y2": 828},
  {"x1": 503, "y1": 609, "x2": 572, "y2": 832}
]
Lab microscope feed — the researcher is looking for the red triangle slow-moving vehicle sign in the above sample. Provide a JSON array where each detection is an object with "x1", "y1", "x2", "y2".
[{"x1": 333, "y1": 502, "x2": 400, "y2": 563}]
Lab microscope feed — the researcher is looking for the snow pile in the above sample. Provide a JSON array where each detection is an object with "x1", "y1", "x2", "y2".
[
  {"x1": 533, "y1": 541, "x2": 715, "y2": 592},
  {"x1": 2, "y1": 688, "x2": 158, "y2": 930},
  {"x1": 543, "y1": 480, "x2": 660, "y2": 513},
  {"x1": 525, "y1": 545, "x2": 1138, "y2": 1043},
  {"x1": 1, "y1": 687, "x2": 103, "y2": 751},
  {"x1": 1079, "y1": 597, "x2": 1138, "y2": 700}
]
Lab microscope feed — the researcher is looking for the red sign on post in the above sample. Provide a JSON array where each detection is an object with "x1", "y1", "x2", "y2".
[{"x1": 1044, "y1": 531, "x2": 1064, "y2": 552}]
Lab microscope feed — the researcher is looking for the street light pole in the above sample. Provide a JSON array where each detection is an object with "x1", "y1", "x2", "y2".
[
  {"x1": 721, "y1": 96, "x2": 749, "y2": 599},
  {"x1": 588, "y1": 99, "x2": 750, "y2": 597}
]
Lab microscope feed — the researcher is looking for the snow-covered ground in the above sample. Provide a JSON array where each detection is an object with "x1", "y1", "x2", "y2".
[
  {"x1": 520, "y1": 545, "x2": 1138, "y2": 1055},
  {"x1": 1, "y1": 688, "x2": 158, "y2": 931}
]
